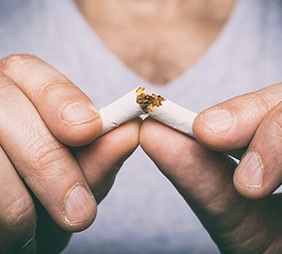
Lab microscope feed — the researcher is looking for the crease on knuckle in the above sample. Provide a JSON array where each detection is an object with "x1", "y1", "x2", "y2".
[
  {"x1": 4, "y1": 193, "x2": 35, "y2": 229},
  {"x1": 199, "y1": 175, "x2": 231, "y2": 215},
  {"x1": 0, "y1": 54, "x2": 36, "y2": 73},
  {"x1": 270, "y1": 108, "x2": 282, "y2": 130},
  {"x1": 162, "y1": 137, "x2": 193, "y2": 177},
  {"x1": 251, "y1": 91, "x2": 277, "y2": 115},
  {"x1": 0, "y1": 54, "x2": 71, "y2": 105},
  {"x1": 0, "y1": 76, "x2": 16, "y2": 99},
  {"x1": 262, "y1": 104, "x2": 282, "y2": 142},
  {"x1": 0, "y1": 70, "x2": 21, "y2": 100},
  {"x1": 26, "y1": 133, "x2": 67, "y2": 173},
  {"x1": 34, "y1": 78, "x2": 73, "y2": 105},
  {"x1": 1, "y1": 193, "x2": 36, "y2": 254},
  {"x1": 195, "y1": 155, "x2": 237, "y2": 215}
]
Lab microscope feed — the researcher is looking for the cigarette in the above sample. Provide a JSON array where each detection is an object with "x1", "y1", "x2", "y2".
[
  {"x1": 136, "y1": 87, "x2": 197, "y2": 137},
  {"x1": 98, "y1": 87, "x2": 197, "y2": 137},
  {"x1": 99, "y1": 88, "x2": 143, "y2": 135},
  {"x1": 149, "y1": 99, "x2": 197, "y2": 137}
]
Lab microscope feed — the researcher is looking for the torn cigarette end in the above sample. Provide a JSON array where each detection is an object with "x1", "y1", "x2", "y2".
[
  {"x1": 99, "y1": 86, "x2": 197, "y2": 138},
  {"x1": 135, "y1": 87, "x2": 196, "y2": 137},
  {"x1": 136, "y1": 87, "x2": 166, "y2": 113}
]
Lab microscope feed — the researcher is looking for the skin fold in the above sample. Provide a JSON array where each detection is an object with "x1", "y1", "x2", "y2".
[{"x1": 1, "y1": 0, "x2": 282, "y2": 252}]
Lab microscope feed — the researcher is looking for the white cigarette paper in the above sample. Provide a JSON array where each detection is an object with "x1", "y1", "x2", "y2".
[
  {"x1": 99, "y1": 88, "x2": 143, "y2": 135},
  {"x1": 98, "y1": 87, "x2": 197, "y2": 137},
  {"x1": 149, "y1": 99, "x2": 197, "y2": 137}
]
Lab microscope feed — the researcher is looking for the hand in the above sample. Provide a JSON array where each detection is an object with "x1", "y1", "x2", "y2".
[
  {"x1": 0, "y1": 54, "x2": 140, "y2": 253},
  {"x1": 36, "y1": 119, "x2": 140, "y2": 254},
  {"x1": 193, "y1": 83, "x2": 282, "y2": 199},
  {"x1": 140, "y1": 82, "x2": 282, "y2": 253}
]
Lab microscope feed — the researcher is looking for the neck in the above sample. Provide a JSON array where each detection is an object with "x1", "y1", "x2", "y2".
[
  {"x1": 74, "y1": 0, "x2": 236, "y2": 85},
  {"x1": 75, "y1": 0, "x2": 235, "y2": 24}
]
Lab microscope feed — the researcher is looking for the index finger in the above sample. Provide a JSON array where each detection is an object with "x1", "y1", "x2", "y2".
[
  {"x1": 193, "y1": 83, "x2": 282, "y2": 151},
  {"x1": 0, "y1": 72, "x2": 97, "y2": 232},
  {"x1": 0, "y1": 54, "x2": 102, "y2": 146}
]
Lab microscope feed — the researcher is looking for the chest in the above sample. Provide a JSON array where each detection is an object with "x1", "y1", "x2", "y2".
[{"x1": 94, "y1": 22, "x2": 223, "y2": 85}]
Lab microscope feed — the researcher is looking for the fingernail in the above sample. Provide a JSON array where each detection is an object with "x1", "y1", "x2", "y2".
[
  {"x1": 201, "y1": 108, "x2": 233, "y2": 134},
  {"x1": 65, "y1": 185, "x2": 96, "y2": 223},
  {"x1": 236, "y1": 151, "x2": 264, "y2": 188},
  {"x1": 62, "y1": 101, "x2": 98, "y2": 125}
]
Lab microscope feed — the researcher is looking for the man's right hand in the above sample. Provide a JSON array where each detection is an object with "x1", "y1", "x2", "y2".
[{"x1": 0, "y1": 54, "x2": 140, "y2": 253}]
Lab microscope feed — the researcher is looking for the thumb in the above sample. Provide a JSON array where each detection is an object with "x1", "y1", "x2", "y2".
[{"x1": 193, "y1": 83, "x2": 282, "y2": 151}]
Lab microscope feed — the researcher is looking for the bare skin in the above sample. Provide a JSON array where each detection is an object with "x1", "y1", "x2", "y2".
[
  {"x1": 1, "y1": 0, "x2": 282, "y2": 253},
  {"x1": 0, "y1": 55, "x2": 140, "y2": 253},
  {"x1": 76, "y1": 0, "x2": 282, "y2": 252},
  {"x1": 74, "y1": 0, "x2": 236, "y2": 85}
]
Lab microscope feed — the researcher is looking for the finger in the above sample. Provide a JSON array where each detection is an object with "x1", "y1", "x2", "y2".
[
  {"x1": 193, "y1": 83, "x2": 282, "y2": 151},
  {"x1": 140, "y1": 119, "x2": 278, "y2": 253},
  {"x1": 234, "y1": 102, "x2": 282, "y2": 199},
  {"x1": 0, "y1": 72, "x2": 96, "y2": 231},
  {"x1": 0, "y1": 147, "x2": 37, "y2": 254},
  {"x1": 75, "y1": 118, "x2": 141, "y2": 204},
  {"x1": 141, "y1": 118, "x2": 236, "y2": 208},
  {"x1": 0, "y1": 54, "x2": 102, "y2": 146}
]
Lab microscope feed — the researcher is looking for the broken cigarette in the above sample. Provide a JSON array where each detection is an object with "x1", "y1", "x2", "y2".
[
  {"x1": 99, "y1": 87, "x2": 197, "y2": 137},
  {"x1": 148, "y1": 97, "x2": 197, "y2": 137},
  {"x1": 99, "y1": 88, "x2": 144, "y2": 135}
]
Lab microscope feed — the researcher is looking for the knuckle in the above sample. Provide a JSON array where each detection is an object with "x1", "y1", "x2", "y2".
[
  {"x1": 38, "y1": 78, "x2": 72, "y2": 101},
  {"x1": 1, "y1": 54, "x2": 75, "y2": 109},
  {"x1": 25, "y1": 133, "x2": 68, "y2": 174},
  {"x1": 265, "y1": 103, "x2": 282, "y2": 135},
  {"x1": 33, "y1": 77, "x2": 78, "y2": 113},
  {"x1": 4, "y1": 192, "x2": 35, "y2": 229},
  {"x1": 0, "y1": 54, "x2": 37, "y2": 73},
  {"x1": 250, "y1": 90, "x2": 277, "y2": 114},
  {"x1": 1, "y1": 194, "x2": 36, "y2": 254},
  {"x1": 0, "y1": 72, "x2": 22, "y2": 110},
  {"x1": 0, "y1": 72, "x2": 15, "y2": 94}
]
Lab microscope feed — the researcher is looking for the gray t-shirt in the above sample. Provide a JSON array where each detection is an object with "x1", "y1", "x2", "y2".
[{"x1": 1, "y1": 0, "x2": 282, "y2": 253}]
